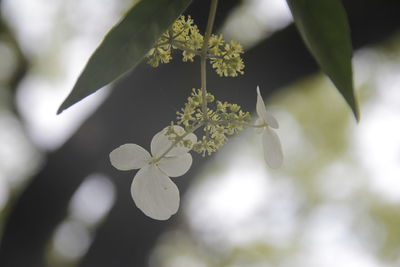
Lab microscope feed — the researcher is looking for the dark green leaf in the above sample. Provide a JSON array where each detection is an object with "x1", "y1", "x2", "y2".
[
  {"x1": 287, "y1": 0, "x2": 359, "y2": 120},
  {"x1": 57, "y1": 0, "x2": 192, "y2": 114}
]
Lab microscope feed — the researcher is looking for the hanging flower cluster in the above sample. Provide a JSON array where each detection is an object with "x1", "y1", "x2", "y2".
[
  {"x1": 110, "y1": 14, "x2": 283, "y2": 220},
  {"x1": 146, "y1": 16, "x2": 245, "y2": 77}
]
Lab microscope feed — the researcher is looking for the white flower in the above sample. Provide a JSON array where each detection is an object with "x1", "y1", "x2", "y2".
[
  {"x1": 256, "y1": 86, "x2": 283, "y2": 168},
  {"x1": 109, "y1": 126, "x2": 197, "y2": 220}
]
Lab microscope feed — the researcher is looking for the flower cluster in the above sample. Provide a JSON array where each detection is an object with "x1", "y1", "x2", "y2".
[
  {"x1": 176, "y1": 88, "x2": 251, "y2": 156},
  {"x1": 209, "y1": 40, "x2": 245, "y2": 77},
  {"x1": 146, "y1": 16, "x2": 245, "y2": 77},
  {"x1": 175, "y1": 88, "x2": 214, "y2": 128},
  {"x1": 111, "y1": 2, "x2": 282, "y2": 221},
  {"x1": 110, "y1": 87, "x2": 283, "y2": 220},
  {"x1": 146, "y1": 16, "x2": 202, "y2": 67}
]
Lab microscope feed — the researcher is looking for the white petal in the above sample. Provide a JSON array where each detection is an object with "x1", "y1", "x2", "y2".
[
  {"x1": 158, "y1": 153, "x2": 192, "y2": 177},
  {"x1": 151, "y1": 126, "x2": 197, "y2": 157},
  {"x1": 262, "y1": 128, "x2": 283, "y2": 169},
  {"x1": 151, "y1": 130, "x2": 171, "y2": 157},
  {"x1": 256, "y1": 86, "x2": 267, "y2": 120},
  {"x1": 131, "y1": 165, "x2": 179, "y2": 220},
  {"x1": 109, "y1": 144, "x2": 151, "y2": 171},
  {"x1": 256, "y1": 86, "x2": 279, "y2": 129},
  {"x1": 264, "y1": 112, "x2": 279, "y2": 129},
  {"x1": 254, "y1": 118, "x2": 265, "y2": 134}
]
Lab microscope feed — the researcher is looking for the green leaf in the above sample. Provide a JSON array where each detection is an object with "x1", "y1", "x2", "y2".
[
  {"x1": 286, "y1": 0, "x2": 359, "y2": 120},
  {"x1": 57, "y1": 0, "x2": 192, "y2": 114}
]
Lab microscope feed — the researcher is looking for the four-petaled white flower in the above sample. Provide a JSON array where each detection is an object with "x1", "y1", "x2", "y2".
[
  {"x1": 255, "y1": 86, "x2": 283, "y2": 168},
  {"x1": 109, "y1": 126, "x2": 197, "y2": 220}
]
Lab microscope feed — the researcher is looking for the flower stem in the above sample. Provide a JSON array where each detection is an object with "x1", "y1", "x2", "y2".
[
  {"x1": 206, "y1": 118, "x2": 265, "y2": 128},
  {"x1": 154, "y1": 0, "x2": 219, "y2": 163},
  {"x1": 200, "y1": 0, "x2": 218, "y2": 118}
]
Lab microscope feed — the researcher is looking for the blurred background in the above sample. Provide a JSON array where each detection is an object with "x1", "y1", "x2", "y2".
[{"x1": 1, "y1": 0, "x2": 400, "y2": 266}]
